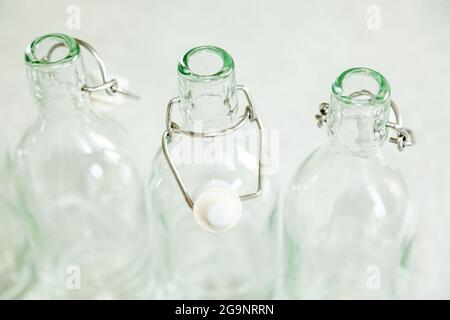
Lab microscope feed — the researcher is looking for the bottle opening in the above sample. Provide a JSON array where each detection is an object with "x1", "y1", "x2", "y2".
[
  {"x1": 178, "y1": 46, "x2": 234, "y2": 80},
  {"x1": 25, "y1": 33, "x2": 80, "y2": 66},
  {"x1": 187, "y1": 49, "x2": 224, "y2": 76},
  {"x1": 332, "y1": 67, "x2": 390, "y2": 105},
  {"x1": 176, "y1": 45, "x2": 238, "y2": 129}
]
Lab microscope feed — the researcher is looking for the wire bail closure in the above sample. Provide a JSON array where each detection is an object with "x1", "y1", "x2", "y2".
[
  {"x1": 162, "y1": 85, "x2": 264, "y2": 209},
  {"x1": 45, "y1": 38, "x2": 139, "y2": 100},
  {"x1": 75, "y1": 39, "x2": 139, "y2": 99},
  {"x1": 315, "y1": 89, "x2": 415, "y2": 151}
]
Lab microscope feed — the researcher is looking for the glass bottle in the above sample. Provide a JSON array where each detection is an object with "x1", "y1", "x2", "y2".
[
  {"x1": 15, "y1": 33, "x2": 150, "y2": 299},
  {"x1": 283, "y1": 67, "x2": 416, "y2": 299},
  {"x1": 0, "y1": 135, "x2": 34, "y2": 299},
  {"x1": 148, "y1": 46, "x2": 278, "y2": 299}
]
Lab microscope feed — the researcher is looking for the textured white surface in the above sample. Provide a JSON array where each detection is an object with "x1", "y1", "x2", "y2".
[{"x1": 1, "y1": 0, "x2": 449, "y2": 298}]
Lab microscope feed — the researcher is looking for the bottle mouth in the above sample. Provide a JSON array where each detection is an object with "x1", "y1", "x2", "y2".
[
  {"x1": 25, "y1": 33, "x2": 80, "y2": 66},
  {"x1": 178, "y1": 45, "x2": 234, "y2": 81},
  {"x1": 332, "y1": 67, "x2": 390, "y2": 105}
]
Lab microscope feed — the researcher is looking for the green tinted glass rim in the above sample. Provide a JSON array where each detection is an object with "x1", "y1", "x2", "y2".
[
  {"x1": 178, "y1": 45, "x2": 234, "y2": 81},
  {"x1": 332, "y1": 67, "x2": 390, "y2": 105},
  {"x1": 25, "y1": 33, "x2": 80, "y2": 66}
]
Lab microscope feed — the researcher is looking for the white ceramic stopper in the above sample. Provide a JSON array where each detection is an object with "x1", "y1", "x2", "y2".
[{"x1": 193, "y1": 184, "x2": 242, "y2": 233}]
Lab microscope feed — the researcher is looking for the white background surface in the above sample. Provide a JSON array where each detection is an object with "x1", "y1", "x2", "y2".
[{"x1": 1, "y1": 0, "x2": 449, "y2": 298}]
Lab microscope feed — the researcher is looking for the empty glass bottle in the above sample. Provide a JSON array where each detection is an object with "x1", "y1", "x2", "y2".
[
  {"x1": 15, "y1": 33, "x2": 150, "y2": 299},
  {"x1": 283, "y1": 67, "x2": 416, "y2": 299},
  {"x1": 0, "y1": 136, "x2": 34, "y2": 299},
  {"x1": 148, "y1": 46, "x2": 278, "y2": 299}
]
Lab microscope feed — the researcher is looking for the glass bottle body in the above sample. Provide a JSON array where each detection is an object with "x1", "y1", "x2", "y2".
[
  {"x1": 283, "y1": 68, "x2": 415, "y2": 299},
  {"x1": 0, "y1": 138, "x2": 34, "y2": 299},
  {"x1": 16, "y1": 34, "x2": 150, "y2": 299},
  {"x1": 148, "y1": 46, "x2": 278, "y2": 299},
  {"x1": 150, "y1": 129, "x2": 278, "y2": 299},
  {"x1": 284, "y1": 144, "x2": 414, "y2": 298}
]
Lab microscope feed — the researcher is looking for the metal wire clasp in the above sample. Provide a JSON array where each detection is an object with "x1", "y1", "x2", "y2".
[
  {"x1": 162, "y1": 85, "x2": 264, "y2": 209},
  {"x1": 315, "y1": 90, "x2": 415, "y2": 151},
  {"x1": 46, "y1": 38, "x2": 139, "y2": 100}
]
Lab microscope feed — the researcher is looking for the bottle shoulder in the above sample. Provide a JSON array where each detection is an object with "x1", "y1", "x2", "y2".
[
  {"x1": 15, "y1": 113, "x2": 141, "y2": 194},
  {"x1": 284, "y1": 143, "x2": 413, "y2": 241},
  {"x1": 289, "y1": 143, "x2": 406, "y2": 190},
  {"x1": 148, "y1": 140, "x2": 278, "y2": 215},
  {"x1": 149, "y1": 139, "x2": 278, "y2": 190},
  {"x1": 16, "y1": 112, "x2": 132, "y2": 160}
]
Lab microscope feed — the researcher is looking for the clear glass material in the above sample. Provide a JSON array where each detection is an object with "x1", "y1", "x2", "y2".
[
  {"x1": 406, "y1": 218, "x2": 450, "y2": 299},
  {"x1": 148, "y1": 46, "x2": 278, "y2": 299},
  {"x1": 15, "y1": 34, "x2": 150, "y2": 299},
  {"x1": 0, "y1": 136, "x2": 34, "y2": 298},
  {"x1": 283, "y1": 68, "x2": 415, "y2": 299}
]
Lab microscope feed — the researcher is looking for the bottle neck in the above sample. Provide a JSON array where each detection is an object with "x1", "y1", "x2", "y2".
[
  {"x1": 177, "y1": 46, "x2": 238, "y2": 131},
  {"x1": 327, "y1": 68, "x2": 391, "y2": 155},
  {"x1": 27, "y1": 57, "x2": 91, "y2": 118},
  {"x1": 25, "y1": 34, "x2": 91, "y2": 119}
]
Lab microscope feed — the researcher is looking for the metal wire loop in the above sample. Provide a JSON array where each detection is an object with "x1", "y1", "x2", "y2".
[
  {"x1": 165, "y1": 86, "x2": 256, "y2": 138},
  {"x1": 161, "y1": 85, "x2": 264, "y2": 209},
  {"x1": 315, "y1": 90, "x2": 415, "y2": 151},
  {"x1": 45, "y1": 38, "x2": 139, "y2": 99}
]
